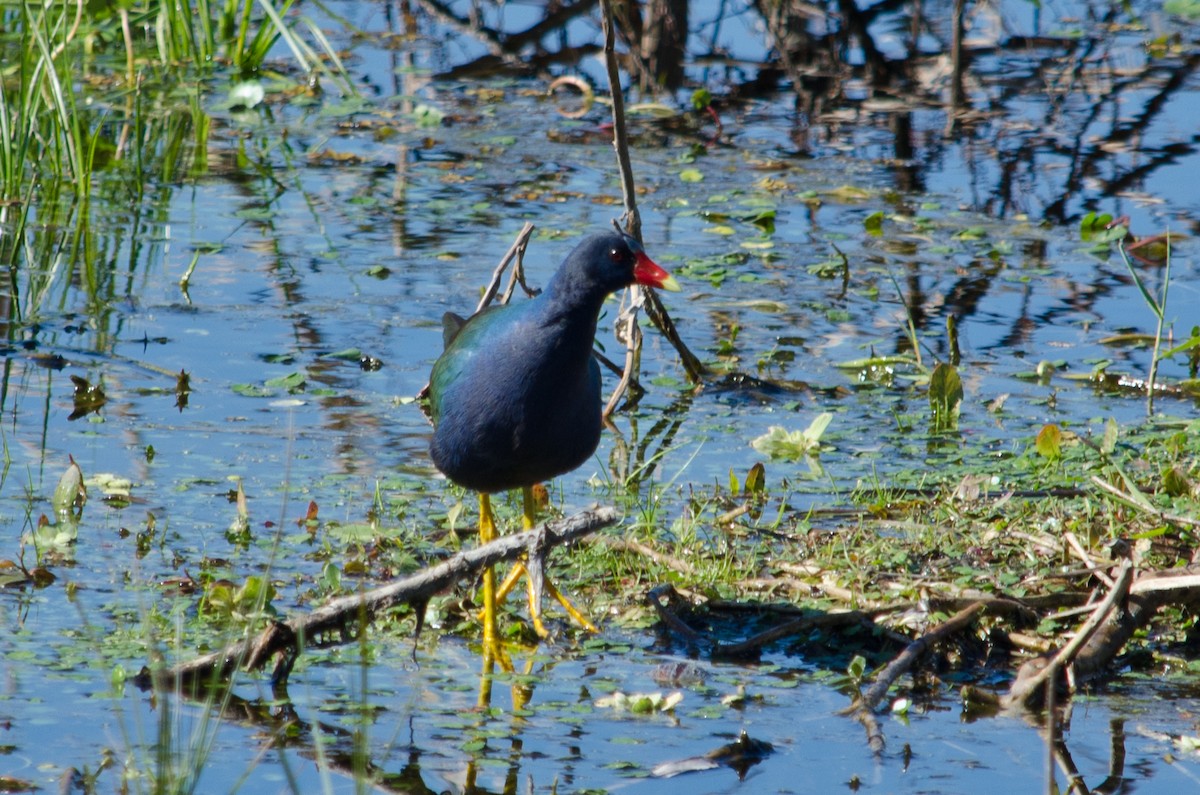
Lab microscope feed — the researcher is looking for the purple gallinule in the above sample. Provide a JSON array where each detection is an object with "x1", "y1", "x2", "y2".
[{"x1": 429, "y1": 230, "x2": 680, "y2": 642}]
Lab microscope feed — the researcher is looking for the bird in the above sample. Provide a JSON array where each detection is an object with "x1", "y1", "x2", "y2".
[{"x1": 428, "y1": 230, "x2": 680, "y2": 644}]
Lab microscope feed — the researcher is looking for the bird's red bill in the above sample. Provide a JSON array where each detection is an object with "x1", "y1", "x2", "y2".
[{"x1": 633, "y1": 253, "x2": 682, "y2": 292}]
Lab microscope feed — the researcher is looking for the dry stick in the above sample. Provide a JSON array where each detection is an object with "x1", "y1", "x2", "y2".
[
  {"x1": 1063, "y1": 531, "x2": 1115, "y2": 589},
  {"x1": 646, "y1": 584, "x2": 704, "y2": 643},
  {"x1": 598, "y1": 0, "x2": 707, "y2": 417},
  {"x1": 713, "y1": 610, "x2": 871, "y2": 659},
  {"x1": 840, "y1": 598, "x2": 1032, "y2": 754},
  {"x1": 1091, "y1": 474, "x2": 1200, "y2": 529},
  {"x1": 476, "y1": 222, "x2": 535, "y2": 312},
  {"x1": 1002, "y1": 560, "x2": 1134, "y2": 710},
  {"x1": 593, "y1": 535, "x2": 699, "y2": 576},
  {"x1": 851, "y1": 600, "x2": 990, "y2": 716},
  {"x1": 148, "y1": 507, "x2": 618, "y2": 689},
  {"x1": 599, "y1": 0, "x2": 645, "y2": 418}
]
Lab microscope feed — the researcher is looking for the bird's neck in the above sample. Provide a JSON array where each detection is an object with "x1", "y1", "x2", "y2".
[{"x1": 540, "y1": 275, "x2": 607, "y2": 332}]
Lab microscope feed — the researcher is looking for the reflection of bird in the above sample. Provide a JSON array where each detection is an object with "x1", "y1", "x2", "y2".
[{"x1": 428, "y1": 231, "x2": 680, "y2": 641}]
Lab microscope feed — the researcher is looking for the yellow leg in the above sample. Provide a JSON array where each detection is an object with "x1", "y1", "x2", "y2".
[
  {"x1": 494, "y1": 486, "x2": 541, "y2": 598},
  {"x1": 497, "y1": 561, "x2": 550, "y2": 638},
  {"x1": 521, "y1": 486, "x2": 537, "y2": 531},
  {"x1": 521, "y1": 486, "x2": 599, "y2": 634},
  {"x1": 479, "y1": 493, "x2": 500, "y2": 651},
  {"x1": 544, "y1": 578, "x2": 599, "y2": 634},
  {"x1": 484, "y1": 487, "x2": 599, "y2": 636}
]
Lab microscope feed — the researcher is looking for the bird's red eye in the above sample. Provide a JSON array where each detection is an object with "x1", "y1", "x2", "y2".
[{"x1": 609, "y1": 247, "x2": 625, "y2": 264}]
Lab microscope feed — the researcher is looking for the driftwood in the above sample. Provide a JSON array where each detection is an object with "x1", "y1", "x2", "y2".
[{"x1": 138, "y1": 507, "x2": 618, "y2": 691}]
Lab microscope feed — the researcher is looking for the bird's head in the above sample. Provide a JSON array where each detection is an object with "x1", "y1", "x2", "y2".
[
  {"x1": 616, "y1": 233, "x2": 681, "y2": 293},
  {"x1": 561, "y1": 231, "x2": 680, "y2": 298}
]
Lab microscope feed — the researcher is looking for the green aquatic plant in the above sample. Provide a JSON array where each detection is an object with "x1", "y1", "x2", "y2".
[{"x1": 1118, "y1": 235, "x2": 1172, "y2": 413}]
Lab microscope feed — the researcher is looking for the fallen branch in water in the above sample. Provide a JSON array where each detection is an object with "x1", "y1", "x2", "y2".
[
  {"x1": 139, "y1": 506, "x2": 619, "y2": 690},
  {"x1": 1000, "y1": 560, "x2": 1136, "y2": 710},
  {"x1": 838, "y1": 600, "x2": 1016, "y2": 755}
]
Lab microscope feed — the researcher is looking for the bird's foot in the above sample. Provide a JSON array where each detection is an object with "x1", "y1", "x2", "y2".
[{"x1": 494, "y1": 559, "x2": 598, "y2": 636}]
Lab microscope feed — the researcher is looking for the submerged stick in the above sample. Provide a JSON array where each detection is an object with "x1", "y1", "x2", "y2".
[{"x1": 141, "y1": 507, "x2": 618, "y2": 690}]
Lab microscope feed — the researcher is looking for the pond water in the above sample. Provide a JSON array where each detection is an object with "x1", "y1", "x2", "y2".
[{"x1": 2, "y1": 0, "x2": 1200, "y2": 792}]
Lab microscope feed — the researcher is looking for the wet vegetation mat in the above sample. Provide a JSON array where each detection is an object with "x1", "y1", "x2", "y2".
[{"x1": 2, "y1": 0, "x2": 1200, "y2": 792}]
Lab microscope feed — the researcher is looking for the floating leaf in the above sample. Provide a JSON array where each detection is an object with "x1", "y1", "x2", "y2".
[
  {"x1": 232, "y1": 383, "x2": 274, "y2": 397},
  {"x1": 863, "y1": 211, "x2": 884, "y2": 236},
  {"x1": 595, "y1": 691, "x2": 682, "y2": 714},
  {"x1": 323, "y1": 348, "x2": 365, "y2": 361},
  {"x1": 680, "y1": 168, "x2": 704, "y2": 183},
  {"x1": 228, "y1": 81, "x2": 265, "y2": 110},
  {"x1": 952, "y1": 226, "x2": 988, "y2": 240},
  {"x1": 264, "y1": 372, "x2": 307, "y2": 392},
  {"x1": 1165, "y1": 0, "x2": 1200, "y2": 20},
  {"x1": 751, "y1": 413, "x2": 832, "y2": 460},
  {"x1": 826, "y1": 185, "x2": 872, "y2": 202},
  {"x1": 411, "y1": 103, "x2": 445, "y2": 127},
  {"x1": 741, "y1": 208, "x2": 776, "y2": 233},
  {"x1": 1080, "y1": 211, "x2": 1126, "y2": 244},
  {"x1": 1125, "y1": 233, "x2": 1174, "y2": 264}
]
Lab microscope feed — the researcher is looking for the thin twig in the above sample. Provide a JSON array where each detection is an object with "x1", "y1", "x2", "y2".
[
  {"x1": 597, "y1": 0, "x2": 708, "y2": 412},
  {"x1": 1091, "y1": 474, "x2": 1200, "y2": 528},
  {"x1": 599, "y1": 0, "x2": 646, "y2": 417},
  {"x1": 593, "y1": 536, "x2": 698, "y2": 576},
  {"x1": 477, "y1": 222, "x2": 535, "y2": 312},
  {"x1": 646, "y1": 584, "x2": 703, "y2": 642}
]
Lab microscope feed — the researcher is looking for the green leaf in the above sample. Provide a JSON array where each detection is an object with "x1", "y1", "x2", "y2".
[
  {"x1": 232, "y1": 383, "x2": 274, "y2": 398},
  {"x1": 680, "y1": 168, "x2": 704, "y2": 183},
  {"x1": 52, "y1": 458, "x2": 86, "y2": 517},
  {"x1": 741, "y1": 208, "x2": 776, "y2": 233},
  {"x1": 744, "y1": 462, "x2": 765, "y2": 495},
  {"x1": 863, "y1": 211, "x2": 884, "y2": 236},
  {"x1": 228, "y1": 81, "x2": 265, "y2": 110},
  {"x1": 1035, "y1": 424, "x2": 1063, "y2": 460},
  {"x1": 1162, "y1": 466, "x2": 1192, "y2": 497},
  {"x1": 1101, "y1": 417, "x2": 1118, "y2": 455},
  {"x1": 264, "y1": 372, "x2": 307, "y2": 392},
  {"x1": 929, "y1": 363, "x2": 963, "y2": 431},
  {"x1": 751, "y1": 414, "x2": 832, "y2": 460},
  {"x1": 1080, "y1": 211, "x2": 1127, "y2": 244},
  {"x1": 411, "y1": 103, "x2": 445, "y2": 127},
  {"x1": 1165, "y1": 0, "x2": 1200, "y2": 19}
]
